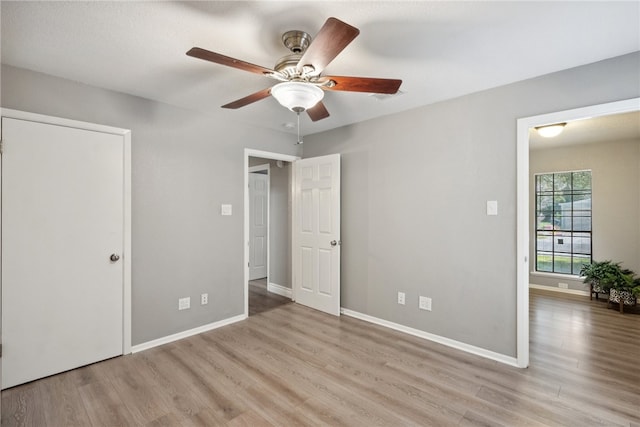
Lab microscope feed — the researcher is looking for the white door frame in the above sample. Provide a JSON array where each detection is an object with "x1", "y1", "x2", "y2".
[
  {"x1": 248, "y1": 163, "x2": 270, "y2": 281},
  {"x1": 515, "y1": 97, "x2": 640, "y2": 368},
  {"x1": 0, "y1": 108, "x2": 132, "y2": 355},
  {"x1": 244, "y1": 149, "x2": 300, "y2": 317}
]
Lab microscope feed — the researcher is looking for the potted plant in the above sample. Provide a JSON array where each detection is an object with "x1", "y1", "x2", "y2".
[
  {"x1": 600, "y1": 265, "x2": 638, "y2": 313},
  {"x1": 580, "y1": 260, "x2": 618, "y2": 300}
]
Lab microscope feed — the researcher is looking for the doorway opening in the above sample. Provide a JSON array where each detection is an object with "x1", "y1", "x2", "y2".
[
  {"x1": 244, "y1": 149, "x2": 300, "y2": 317},
  {"x1": 515, "y1": 97, "x2": 640, "y2": 368}
]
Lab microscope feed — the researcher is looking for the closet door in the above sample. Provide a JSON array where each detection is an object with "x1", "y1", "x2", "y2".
[{"x1": 1, "y1": 117, "x2": 125, "y2": 389}]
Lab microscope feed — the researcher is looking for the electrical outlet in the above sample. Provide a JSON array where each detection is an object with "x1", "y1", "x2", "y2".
[
  {"x1": 397, "y1": 292, "x2": 406, "y2": 305},
  {"x1": 178, "y1": 297, "x2": 190, "y2": 310},
  {"x1": 558, "y1": 283, "x2": 569, "y2": 289},
  {"x1": 419, "y1": 296, "x2": 432, "y2": 311},
  {"x1": 201, "y1": 293, "x2": 208, "y2": 305}
]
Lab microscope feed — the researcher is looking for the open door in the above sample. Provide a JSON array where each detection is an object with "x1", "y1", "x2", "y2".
[{"x1": 293, "y1": 154, "x2": 341, "y2": 316}]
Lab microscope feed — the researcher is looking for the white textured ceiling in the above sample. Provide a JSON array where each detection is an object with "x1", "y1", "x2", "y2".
[{"x1": 1, "y1": 1, "x2": 639, "y2": 135}]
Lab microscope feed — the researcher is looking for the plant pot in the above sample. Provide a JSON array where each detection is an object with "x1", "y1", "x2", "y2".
[
  {"x1": 590, "y1": 283, "x2": 608, "y2": 300},
  {"x1": 608, "y1": 288, "x2": 637, "y2": 313}
]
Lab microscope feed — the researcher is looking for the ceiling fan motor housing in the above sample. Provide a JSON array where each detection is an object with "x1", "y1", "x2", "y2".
[
  {"x1": 276, "y1": 30, "x2": 317, "y2": 79},
  {"x1": 282, "y1": 30, "x2": 311, "y2": 53},
  {"x1": 274, "y1": 53, "x2": 304, "y2": 79}
]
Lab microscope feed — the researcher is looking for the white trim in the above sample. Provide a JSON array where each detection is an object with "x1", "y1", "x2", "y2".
[
  {"x1": 529, "y1": 283, "x2": 590, "y2": 297},
  {"x1": 267, "y1": 282, "x2": 293, "y2": 299},
  {"x1": 516, "y1": 97, "x2": 640, "y2": 369},
  {"x1": 340, "y1": 308, "x2": 519, "y2": 368},
  {"x1": 131, "y1": 314, "x2": 246, "y2": 353},
  {"x1": 249, "y1": 164, "x2": 270, "y2": 173},
  {"x1": 530, "y1": 271, "x2": 582, "y2": 281},
  {"x1": 246, "y1": 149, "x2": 299, "y2": 163},
  {"x1": 0, "y1": 108, "x2": 129, "y2": 136},
  {"x1": 516, "y1": 114, "x2": 531, "y2": 368},
  {"x1": 0, "y1": 108, "x2": 133, "y2": 356},
  {"x1": 122, "y1": 129, "x2": 132, "y2": 354},
  {"x1": 244, "y1": 149, "x2": 300, "y2": 317}
]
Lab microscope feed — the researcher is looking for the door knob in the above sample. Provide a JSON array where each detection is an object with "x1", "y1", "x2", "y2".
[
  {"x1": 330, "y1": 240, "x2": 341, "y2": 247},
  {"x1": 110, "y1": 254, "x2": 120, "y2": 262}
]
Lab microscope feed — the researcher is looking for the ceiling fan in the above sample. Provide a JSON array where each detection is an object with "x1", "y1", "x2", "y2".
[{"x1": 186, "y1": 17, "x2": 402, "y2": 122}]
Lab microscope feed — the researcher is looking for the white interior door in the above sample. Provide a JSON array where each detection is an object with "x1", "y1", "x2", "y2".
[
  {"x1": 1, "y1": 117, "x2": 125, "y2": 389},
  {"x1": 293, "y1": 154, "x2": 341, "y2": 316},
  {"x1": 249, "y1": 171, "x2": 268, "y2": 280}
]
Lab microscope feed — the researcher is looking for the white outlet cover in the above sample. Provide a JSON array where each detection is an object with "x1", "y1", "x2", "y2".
[
  {"x1": 221, "y1": 204, "x2": 232, "y2": 216},
  {"x1": 397, "y1": 292, "x2": 405, "y2": 305}
]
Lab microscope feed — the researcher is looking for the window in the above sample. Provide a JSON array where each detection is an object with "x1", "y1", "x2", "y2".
[{"x1": 535, "y1": 170, "x2": 592, "y2": 275}]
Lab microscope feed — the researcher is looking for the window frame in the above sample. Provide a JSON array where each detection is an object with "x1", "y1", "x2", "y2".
[{"x1": 534, "y1": 169, "x2": 592, "y2": 276}]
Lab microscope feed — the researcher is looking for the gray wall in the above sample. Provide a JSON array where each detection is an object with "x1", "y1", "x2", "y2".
[
  {"x1": 302, "y1": 52, "x2": 640, "y2": 357},
  {"x1": 529, "y1": 138, "x2": 640, "y2": 291},
  {"x1": 248, "y1": 158, "x2": 292, "y2": 289},
  {"x1": 1, "y1": 65, "x2": 300, "y2": 345},
  {"x1": 3, "y1": 52, "x2": 638, "y2": 359}
]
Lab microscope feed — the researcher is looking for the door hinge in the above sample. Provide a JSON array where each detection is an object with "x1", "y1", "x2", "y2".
[{"x1": 0, "y1": 139, "x2": 3, "y2": 155}]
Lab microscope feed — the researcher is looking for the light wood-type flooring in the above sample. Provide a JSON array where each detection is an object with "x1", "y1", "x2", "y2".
[
  {"x1": 2, "y1": 288, "x2": 639, "y2": 426},
  {"x1": 248, "y1": 278, "x2": 292, "y2": 316}
]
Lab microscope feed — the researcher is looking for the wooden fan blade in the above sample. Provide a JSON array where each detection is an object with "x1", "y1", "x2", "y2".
[
  {"x1": 320, "y1": 76, "x2": 402, "y2": 94},
  {"x1": 297, "y1": 17, "x2": 360, "y2": 74},
  {"x1": 307, "y1": 101, "x2": 330, "y2": 122},
  {"x1": 187, "y1": 47, "x2": 276, "y2": 76},
  {"x1": 221, "y1": 87, "x2": 272, "y2": 109}
]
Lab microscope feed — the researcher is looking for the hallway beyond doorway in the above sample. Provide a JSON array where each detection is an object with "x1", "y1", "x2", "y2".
[{"x1": 248, "y1": 278, "x2": 292, "y2": 316}]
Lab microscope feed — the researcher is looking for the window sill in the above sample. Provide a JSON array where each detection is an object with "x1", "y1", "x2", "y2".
[{"x1": 530, "y1": 271, "x2": 582, "y2": 280}]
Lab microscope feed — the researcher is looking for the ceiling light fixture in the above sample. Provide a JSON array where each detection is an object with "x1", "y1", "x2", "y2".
[
  {"x1": 271, "y1": 81, "x2": 324, "y2": 113},
  {"x1": 535, "y1": 123, "x2": 566, "y2": 138}
]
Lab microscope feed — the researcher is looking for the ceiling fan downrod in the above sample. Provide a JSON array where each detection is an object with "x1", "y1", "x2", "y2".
[{"x1": 295, "y1": 112, "x2": 303, "y2": 145}]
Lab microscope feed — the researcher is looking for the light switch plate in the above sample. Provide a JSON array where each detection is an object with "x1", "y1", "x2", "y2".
[
  {"x1": 221, "y1": 204, "x2": 232, "y2": 216},
  {"x1": 486, "y1": 200, "x2": 498, "y2": 216}
]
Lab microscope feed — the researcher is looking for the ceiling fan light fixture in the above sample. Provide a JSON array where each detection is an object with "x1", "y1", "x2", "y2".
[
  {"x1": 271, "y1": 82, "x2": 324, "y2": 113},
  {"x1": 535, "y1": 123, "x2": 566, "y2": 138}
]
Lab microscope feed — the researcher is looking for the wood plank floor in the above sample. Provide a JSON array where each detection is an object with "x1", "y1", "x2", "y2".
[
  {"x1": 2, "y1": 288, "x2": 639, "y2": 426},
  {"x1": 248, "y1": 279, "x2": 292, "y2": 316}
]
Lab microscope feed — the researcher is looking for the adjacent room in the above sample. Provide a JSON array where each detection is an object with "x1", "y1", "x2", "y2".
[{"x1": 1, "y1": 1, "x2": 639, "y2": 425}]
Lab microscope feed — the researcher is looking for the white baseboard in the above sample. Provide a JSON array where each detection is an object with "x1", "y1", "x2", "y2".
[
  {"x1": 529, "y1": 283, "x2": 590, "y2": 296},
  {"x1": 340, "y1": 308, "x2": 520, "y2": 368},
  {"x1": 268, "y1": 282, "x2": 292, "y2": 299},
  {"x1": 131, "y1": 314, "x2": 246, "y2": 353}
]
